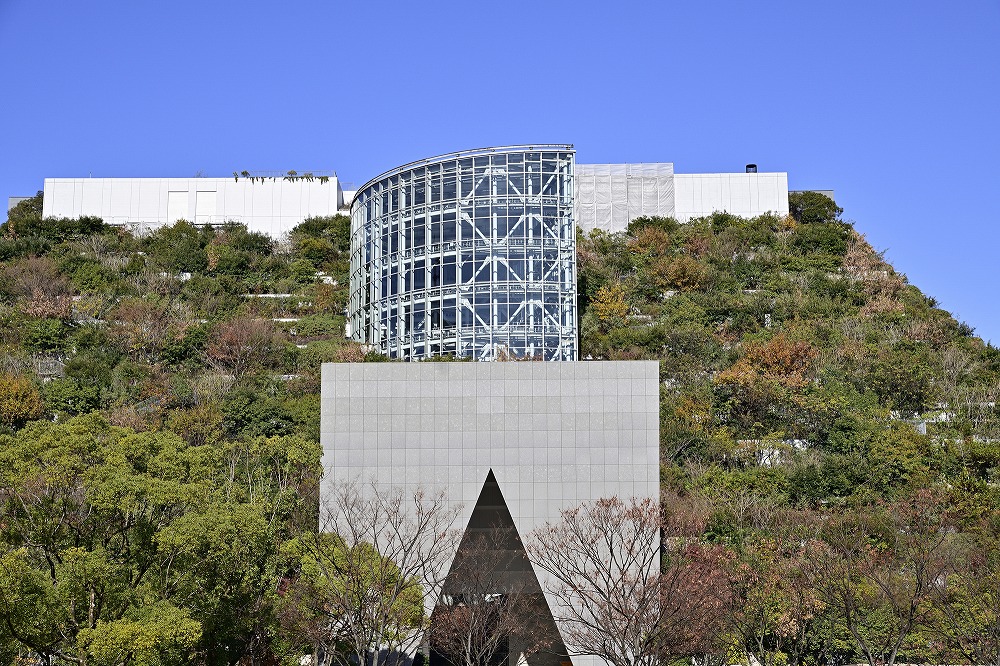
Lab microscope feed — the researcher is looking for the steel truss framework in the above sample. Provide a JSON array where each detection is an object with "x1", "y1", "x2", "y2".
[{"x1": 349, "y1": 146, "x2": 578, "y2": 361}]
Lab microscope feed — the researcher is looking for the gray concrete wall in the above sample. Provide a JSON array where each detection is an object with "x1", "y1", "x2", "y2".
[{"x1": 320, "y1": 360, "x2": 660, "y2": 666}]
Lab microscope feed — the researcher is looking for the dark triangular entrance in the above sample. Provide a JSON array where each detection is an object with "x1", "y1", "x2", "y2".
[{"x1": 428, "y1": 470, "x2": 571, "y2": 666}]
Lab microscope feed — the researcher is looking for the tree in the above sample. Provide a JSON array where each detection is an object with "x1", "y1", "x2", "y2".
[
  {"x1": 528, "y1": 497, "x2": 731, "y2": 666},
  {"x1": 0, "y1": 415, "x2": 208, "y2": 664},
  {"x1": 287, "y1": 483, "x2": 462, "y2": 666},
  {"x1": 931, "y1": 530, "x2": 1000, "y2": 666},
  {"x1": 653, "y1": 255, "x2": 709, "y2": 292},
  {"x1": 815, "y1": 491, "x2": 954, "y2": 666},
  {"x1": 0, "y1": 414, "x2": 321, "y2": 665},
  {"x1": 292, "y1": 215, "x2": 351, "y2": 255},
  {"x1": 142, "y1": 220, "x2": 208, "y2": 272},
  {"x1": 3, "y1": 190, "x2": 43, "y2": 233},
  {"x1": 591, "y1": 282, "x2": 630, "y2": 331},
  {"x1": 724, "y1": 536, "x2": 832, "y2": 666},
  {"x1": 788, "y1": 192, "x2": 843, "y2": 225}
]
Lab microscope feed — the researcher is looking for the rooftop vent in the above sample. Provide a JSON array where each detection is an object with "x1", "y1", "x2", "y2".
[{"x1": 746, "y1": 164, "x2": 757, "y2": 173}]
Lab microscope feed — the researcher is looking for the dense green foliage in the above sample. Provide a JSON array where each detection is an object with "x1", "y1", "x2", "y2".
[
  {"x1": 0, "y1": 206, "x2": 370, "y2": 664},
  {"x1": 573, "y1": 200, "x2": 1000, "y2": 666},
  {"x1": 577, "y1": 205, "x2": 999, "y2": 509},
  {"x1": 3, "y1": 192, "x2": 1000, "y2": 665}
]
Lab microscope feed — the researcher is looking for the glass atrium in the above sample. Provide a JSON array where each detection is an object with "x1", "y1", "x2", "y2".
[{"x1": 349, "y1": 146, "x2": 577, "y2": 361}]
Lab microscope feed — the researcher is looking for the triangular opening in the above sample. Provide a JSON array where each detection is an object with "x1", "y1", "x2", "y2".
[{"x1": 429, "y1": 470, "x2": 571, "y2": 666}]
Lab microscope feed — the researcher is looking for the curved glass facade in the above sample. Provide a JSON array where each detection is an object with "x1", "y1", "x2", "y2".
[{"x1": 349, "y1": 146, "x2": 577, "y2": 361}]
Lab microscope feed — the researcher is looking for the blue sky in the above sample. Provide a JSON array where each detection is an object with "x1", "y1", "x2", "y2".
[{"x1": 2, "y1": 1, "x2": 998, "y2": 342}]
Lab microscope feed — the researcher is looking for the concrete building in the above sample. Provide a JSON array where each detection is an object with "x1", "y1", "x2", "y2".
[
  {"x1": 348, "y1": 146, "x2": 578, "y2": 362},
  {"x1": 40, "y1": 173, "x2": 350, "y2": 237},
  {"x1": 575, "y1": 162, "x2": 789, "y2": 233},
  {"x1": 320, "y1": 360, "x2": 660, "y2": 666},
  {"x1": 33, "y1": 154, "x2": 788, "y2": 239}
]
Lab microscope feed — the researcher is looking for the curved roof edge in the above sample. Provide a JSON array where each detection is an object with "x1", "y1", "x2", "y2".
[{"x1": 352, "y1": 144, "x2": 575, "y2": 207}]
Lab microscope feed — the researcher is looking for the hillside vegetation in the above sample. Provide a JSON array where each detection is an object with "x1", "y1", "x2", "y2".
[
  {"x1": 578, "y1": 194, "x2": 1000, "y2": 509},
  {"x1": 2, "y1": 191, "x2": 1000, "y2": 665}
]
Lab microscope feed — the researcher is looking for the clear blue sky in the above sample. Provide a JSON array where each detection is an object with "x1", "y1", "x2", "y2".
[{"x1": 2, "y1": 1, "x2": 998, "y2": 343}]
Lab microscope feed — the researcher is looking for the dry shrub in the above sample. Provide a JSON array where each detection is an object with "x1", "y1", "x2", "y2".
[
  {"x1": 106, "y1": 404, "x2": 159, "y2": 431},
  {"x1": 684, "y1": 233, "x2": 711, "y2": 258},
  {"x1": 717, "y1": 333, "x2": 819, "y2": 391},
  {"x1": 205, "y1": 317, "x2": 285, "y2": 378},
  {"x1": 2, "y1": 257, "x2": 73, "y2": 319},
  {"x1": 332, "y1": 343, "x2": 366, "y2": 362},
  {"x1": 108, "y1": 299, "x2": 172, "y2": 361}
]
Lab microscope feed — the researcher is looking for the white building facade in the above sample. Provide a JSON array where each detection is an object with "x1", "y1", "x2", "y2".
[
  {"x1": 35, "y1": 157, "x2": 788, "y2": 239},
  {"x1": 574, "y1": 162, "x2": 789, "y2": 233},
  {"x1": 41, "y1": 174, "x2": 348, "y2": 237}
]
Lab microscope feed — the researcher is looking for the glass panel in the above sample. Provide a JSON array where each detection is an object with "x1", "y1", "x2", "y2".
[
  {"x1": 459, "y1": 171, "x2": 473, "y2": 198},
  {"x1": 459, "y1": 216, "x2": 475, "y2": 241},
  {"x1": 475, "y1": 216, "x2": 490, "y2": 239},
  {"x1": 429, "y1": 299, "x2": 440, "y2": 330},
  {"x1": 508, "y1": 171, "x2": 524, "y2": 195},
  {"x1": 413, "y1": 260, "x2": 425, "y2": 290},
  {"x1": 443, "y1": 256, "x2": 456, "y2": 283},
  {"x1": 460, "y1": 303, "x2": 474, "y2": 327},
  {"x1": 430, "y1": 259, "x2": 441, "y2": 288},
  {"x1": 413, "y1": 220, "x2": 425, "y2": 249},
  {"x1": 442, "y1": 212, "x2": 456, "y2": 242},
  {"x1": 413, "y1": 302, "x2": 425, "y2": 333},
  {"x1": 443, "y1": 297, "x2": 456, "y2": 330},
  {"x1": 542, "y1": 173, "x2": 558, "y2": 196},
  {"x1": 526, "y1": 169, "x2": 541, "y2": 195},
  {"x1": 475, "y1": 173, "x2": 490, "y2": 197},
  {"x1": 493, "y1": 174, "x2": 507, "y2": 197}
]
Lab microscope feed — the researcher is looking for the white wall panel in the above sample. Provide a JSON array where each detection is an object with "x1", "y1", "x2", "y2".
[
  {"x1": 675, "y1": 172, "x2": 789, "y2": 221},
  {"x1": 195, "y1": 190, "x2": 217, "y2": 224},
  {"x1": 137, "y1": 180, "x2": 161, "y2": 222},
  {"x1": 42, "y1": 176, "x2": 344, "y2": 237},
  {"x1": 166, "y1": 191, "x2": 189, "y2": 224},
  {"x1": 109, "y1": 180, "x2": 132, "y2": 221}
]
